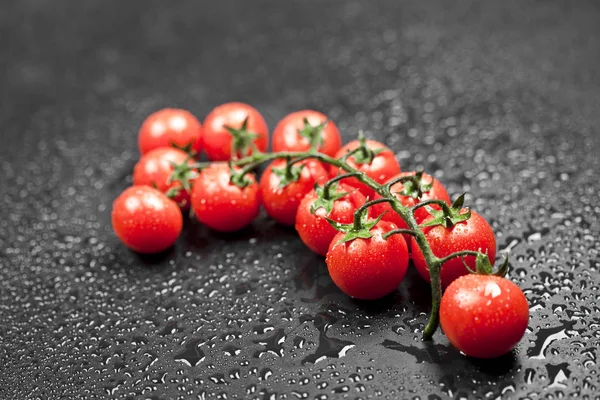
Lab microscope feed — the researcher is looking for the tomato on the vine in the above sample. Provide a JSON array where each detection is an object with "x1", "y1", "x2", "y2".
[
  {"x1": 295, "y1": 183, "x2": 368, "y2": 256},
  {"x1": 329, "y1": 139, "x2": 400, "y2": 198},
  {"x1": 371, "y1": 171, "x2": 450, "y2": 243},
  {"x1": 260, "y1": 158, "x2": 329, "y2": 226},
  {"x1": 138, "y1": 108, "x2": 203, "y2": 155},
  {"x1": 190, "y1": 163, "x2": 260, "y2": 232},
  {"x1": 202, "y1": 102, "x2": 269, "y2": 161},
  {"x1": 132, "y1": 147, "x2": 196, "y2": 209},
  {"x1": 411, "y1": 210, "x2": 496, "y2": 288},
  {"x1": 112, "y1": 186, "x2": 183, "y2": 254},
  {"x1": 326, "y1": 220, "x2": 409, "y2": 300},
  {"x1": 272, "y1": 110, "x2": 341, "y2": 157},
  {"x1": 440, "y1": 274, "x2": 529, "y2": 358}
]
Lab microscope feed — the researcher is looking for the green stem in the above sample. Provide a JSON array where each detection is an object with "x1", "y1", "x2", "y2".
[
  {"x1": 321, "y1": 172, "x2": 362, "y2": 200},
  {"x1": 411, "y1": 199, "x2": 453, "y2": 215},
  {"x1": 384, "y1": 175, "x2": 417, "y2": 192},
  {"x1": 437, "y1": 250, "x2": 480, "y2": 265},
  {"x1": 382, "y1": 228, "x2": 417, "y2": 240},
  {"x1": 352, "y1": 198, "x2": 393, "y2": 229}
]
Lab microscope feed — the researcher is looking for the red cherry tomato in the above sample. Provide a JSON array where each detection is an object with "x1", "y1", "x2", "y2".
[
  {"x1": 329, "y1": 139, "x2": 400, "y2": 198},
  {"x1": 132, "y1": 148, "x2": 195, "y2": 209},
  {"x1": 202, "y1": 102, "x2": 269, "y2": 161},
  {"x1": 411, "y1": 210, "x2": 496, "y2": 288},
  {"x1": 326, "y1": 220, "x2": 409, "y2": 300},
  {"x1": 190, "y1": 163, "x2": 260, "y2": 232},
  {"x1": 112, "y1": 186, "x2": 183, "y2": 254},
  {"x1": 260, "y1": 159, "x2": 329, "y2": 226},
  {"x1": 138, "y1": 108, "x2": 203, "y2": 155},
  {"x1": 440, "y1": 274, "x2": 529, "y2": 358},
  {"x1": 272, "y1": 110, "x2": 342, "y2": 157},
  {"x1": 371, "y1": 172, "x2": 450, "y2": 245},
  {"x1": 295, "y1": 183, "x2": 367, "y2": 256}
]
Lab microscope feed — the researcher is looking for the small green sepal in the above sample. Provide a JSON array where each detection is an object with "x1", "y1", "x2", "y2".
[
  {"x1": 224, "y1": 117, "x2": 261, "y2": 159},
  {"x1": 271, "y1": 160, "x2": 305, "y2": 189},
  {"x1": 310, "y1": 182, "x2": 349, "y2": 216},
  {"x1": 419, "y1": 193, "x2": 471, "y2": 228},
  {"x1": 326, "y1": 212, "x2": 386, "y2": 245},
  {"x1": 228, "y1": 162, "x2": 253, "y2": 188},
  {"x1": 395, "y1": 170, "x2": 433, "y2": 199},
  {"x1": 298, "y1": 118, "x2": 328, "y2": 151},
  {"x1": 348, "y1": 131, "x2": 384, "y2": 165}
]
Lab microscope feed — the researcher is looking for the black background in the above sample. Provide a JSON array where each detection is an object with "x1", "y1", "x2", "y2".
[{"x1": 1, "y1": 1, "x2": 599, "y2": 399}]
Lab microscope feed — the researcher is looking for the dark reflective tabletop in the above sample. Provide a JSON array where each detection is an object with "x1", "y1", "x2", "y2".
[{"x1": 1, "y1": 1, "x2": 599, "y2": 398}]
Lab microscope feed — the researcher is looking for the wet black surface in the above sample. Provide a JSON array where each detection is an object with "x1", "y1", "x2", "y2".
[{"x1": 1, "y1": 1, "x2": 600, "y2": 399}]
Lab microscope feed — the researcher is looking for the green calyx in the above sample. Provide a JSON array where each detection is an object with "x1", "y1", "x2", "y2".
[
  {"x1": 310, "y1": 182, "x2": 349, "y2": 216},
  {"x1": 225, "y1": 117, "x2": 260, "y2": 159},
  {"x1": 326, "y1": 198, "x2": 392, "y2": 244},
  {"x1": 461, "y1": 250, "x2": 510, "y2": 277},
  {"x1": 396, "y1": 170, "x2": 433, "y2": 200},
  {"x1": 165, "y1": 159, "x2": 200, "y2": 199},
  {"x1": 298, "y1": 118, "x2": 328, "y2": 151},
  {"x1": 228, "y1": 162, "x2": 253, "y2": 188},
  {"x1": 326, "y1": 211, "x2": 386, "y2": 245},
  {"x1": 348, "y1": 131, "x2": 384, "y2": 165},
  {"x1": 420, "y1": 193, "x2": 471, "y2": 229},
  {"x1": 271, "y1": 157, "x2": 305, "y2": 189}
]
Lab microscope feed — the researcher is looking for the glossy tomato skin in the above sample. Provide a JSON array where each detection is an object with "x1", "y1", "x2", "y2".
[
  {"x1": 202, "y1": 102, "x2": 268, "y2": 161},
  {"x1": 133, "y1": 147, "x2": 194, "y2": 209},
  {"x1": 411, "y1": 210, "x2": 496, "y2": 288},
  {"x1": 295, "y1": 183, "x2": 367, "y2": 256},
  {"x1": 112, "y1": 186, "x2": 183, "y2": 254},
  {"x1": 138, "y1": 108, "x2": 203, "y2": 155},
  {"x1": 260, "y1": 159, "x2": 329, "y2": 226},
  {"x1": 440, "y1": 274, "x2": 529, "y2": 358},
  {"x1": 191, "y1": 163, "x2": 260, "y2": 232},
  {"x1": 329, "y1": 140, "x2": 400, "y2": 198},
  {"x1": 272, "y1": 110, "x2": 342, "y2": 157},
  {"x1": 326, "y1": 220, "x2": 409, "y2": 300}
]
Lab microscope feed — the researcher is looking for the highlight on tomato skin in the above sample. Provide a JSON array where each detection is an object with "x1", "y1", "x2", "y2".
[
  {"x1": 132, "y1": 147, "x2": 196, "y2": 210},
  {"x1": 411, "y1": 210, "x2": 497, "y2": 289},
  {"x1": 440, "y1": 274, "x2": 529, "y2": 359},
  {"x1": 190, "y1": 163, "x2": 261, "y2": 233},
  {"x1": 111, "y1": 186, "x2": 183, "y2": 254},
  {"x1": 201, "y1": 102, "x2": 269, "y2": 161},
  {"x1": 329, "y1": 139, "x2": 401, "y2": 198},
  {"x1": 138, "y1": 108, "x2": 203, "y2": 155},
  {"x1": 325, "y1": 220, "x2": 409, "y2": 300},
  {"x1": 295, "y1": 183, "x2": 368, "y2": 256},
  {"x1": 272, "y1": 110, "x2": 342, "y2": 157}
]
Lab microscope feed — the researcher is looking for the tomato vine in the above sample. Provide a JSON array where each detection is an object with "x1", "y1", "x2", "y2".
[{"x1": 184, "y1": 142, "x2": 507, "y2": 340}]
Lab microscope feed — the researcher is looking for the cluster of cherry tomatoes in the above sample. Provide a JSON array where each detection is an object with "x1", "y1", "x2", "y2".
[{"x1": 111, "y1": 102, "x2": 529, "y2": 359}]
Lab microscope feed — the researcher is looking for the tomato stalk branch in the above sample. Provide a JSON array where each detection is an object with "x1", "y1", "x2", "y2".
[
  {"x1": 188, "y1": 149, "x2": 468, "y2": 340},
  {"x1": 321, "y1": 173, "x2": 362, "y2": 200}
]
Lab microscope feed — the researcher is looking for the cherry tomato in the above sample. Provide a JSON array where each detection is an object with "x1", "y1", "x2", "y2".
[
  {"x1": 411, "y1": 210, "x2": 496, "y2": 288},
  {"x1": 440, "y1": 274, "x2": 529, "y2": 358},
  {"x1": 371, "y1": 172, "x2": 450, "y2": 245},
  {"x1": 138, "y1": 108, "x2": 203, "y2": 155},
  {"x1": 132, "y1": 147, "x2": 196, "y2": 209},
  {"x1": 272, "y1": 110, "x2": 341, "y2": 157},
  {"x1": 112, "y1": 186, "x2": 183, "y2": 254},
  {"x1": 260, "y1": 159, "x2": 329, "y2": 226},
  {"x1": 190, "y1": 163, "x2": 260, "y2": 232},
  {"x1": 295, "y1": 183, "x2": 368, "y2": 256},
  {"x1": 329, "y1": 139, "x2": 400, "y2": 198},
  {"x1": 202, "y1": 102, "x2": 269, "y2": 161},
  {"x1": 326, "y1": 220, "x2": 409, "y2": 300}
]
